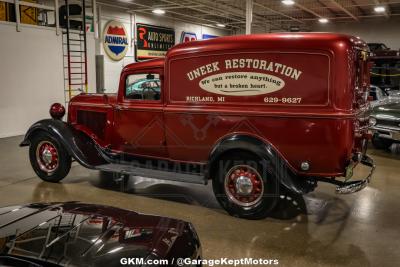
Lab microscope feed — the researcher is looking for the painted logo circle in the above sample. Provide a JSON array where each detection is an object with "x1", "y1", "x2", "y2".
[
  {"x1": 199, "y1": 72, "x2": 285, "y2": 96},
  {"x1": 103, "y1": 21, "x2": 129, "y2": 61}
]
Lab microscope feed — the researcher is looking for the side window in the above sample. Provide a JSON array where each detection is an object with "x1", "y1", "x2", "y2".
[{"x1": 125, "y1": 73, "x2": 161, "y2": 101}]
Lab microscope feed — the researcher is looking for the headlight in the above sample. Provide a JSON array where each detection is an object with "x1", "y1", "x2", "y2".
[{"x1": 369, "y1": 117, "x2": 377, "y2": 126}]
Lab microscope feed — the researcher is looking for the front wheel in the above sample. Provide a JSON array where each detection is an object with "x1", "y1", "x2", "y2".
[
  {"x1": 212, "y1": 152, "x2": 278, "y2": 219},
  {"x1": 29, "y1": 132, "x2": 71, "y2": 182}
]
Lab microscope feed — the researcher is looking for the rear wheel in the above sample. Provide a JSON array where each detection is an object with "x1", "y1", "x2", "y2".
[
  {"x1": 29, "y1": 132, "x2": 71, "y2": 182},
  {"x1": 371, "y1": 134, "x2": 393, "y2": 150},
  {"x1": 212, "y1": 152, "x2": 278, "y2": 219}
]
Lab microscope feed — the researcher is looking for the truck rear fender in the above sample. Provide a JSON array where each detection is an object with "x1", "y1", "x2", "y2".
[
  {"x1": 207, "y1": 134, "x2": 309, "y2": 194},
  {"x1": 20, "y1": 119, "x2": 107, "y2": 168}
]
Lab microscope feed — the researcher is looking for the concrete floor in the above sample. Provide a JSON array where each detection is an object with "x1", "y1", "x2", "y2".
[{"x1": 1, "y1": 135, "x2": 400, "y2": 267}]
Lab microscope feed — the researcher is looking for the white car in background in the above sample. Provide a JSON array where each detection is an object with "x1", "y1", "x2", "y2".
[{"x1": 369, "y1": 84, "x2": 400, "y2": 108}]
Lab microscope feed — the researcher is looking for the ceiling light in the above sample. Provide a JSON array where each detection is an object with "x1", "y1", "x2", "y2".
[
  {"x1": 216, "y1": 23, "x2": 226, "y2": 28},
  {"x1": 152, "y1": 9, "x2": 165, "y2": 15},
  {"x1": 374, "y1": 6, "x2": 385, "y2": 13},
  {"x1": 318, "y1": 18, "x2": 329, "y2": 23},
  {"x1": 282, "y1": 0, "x2": 295, "y2": 5}
]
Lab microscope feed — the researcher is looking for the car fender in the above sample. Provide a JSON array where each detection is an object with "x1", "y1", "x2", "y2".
[
  {"x1": 207, "y1": 134, "x2": 309, "y2": 194},
  {"x1": 20, "y1": 119, "x2": 108, "y2": 168}
]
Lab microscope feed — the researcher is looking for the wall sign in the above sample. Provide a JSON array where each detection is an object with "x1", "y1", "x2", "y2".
[
  {"x1": 180, "y1": 31, "x2": 197, "y2": 43},
  {"x1": 136, "y1": 23, "x2": 175, "y2": 61},
  {"x1": 103, "y1": 20, "x2": 129, "y2": 61},
  {"x1": 202, "y1": 34, "x2": 218, "y2": 40}
]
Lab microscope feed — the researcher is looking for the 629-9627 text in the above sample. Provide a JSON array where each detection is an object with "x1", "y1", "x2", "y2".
[{"x1": 264, "y1": 97, "x2": 302, "y2": 104}]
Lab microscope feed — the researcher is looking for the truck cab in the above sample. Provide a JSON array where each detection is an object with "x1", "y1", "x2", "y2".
[{"x1": 21, "y1": 33, "x2": 375, "y2": 219}]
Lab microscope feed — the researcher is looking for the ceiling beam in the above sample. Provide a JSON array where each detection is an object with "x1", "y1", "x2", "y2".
[
  {"x1": 133, "y1": 5, "x2": 204, "y2": 12},
  {"x1": 253, "y1": 2, "x2": 305, "y2": 24},
  {"x1": 177, "y1": 0, "x2": 288, "y2": 31},
  {"x1": 295, "y1": 2, "x2": 324, "y2": 18},
  {"x1": 329, "y1": 0, "x2": 359, "y2": 21},
  {"x1": 126, "y1": 1, "x2": 240, "y2": 29}
]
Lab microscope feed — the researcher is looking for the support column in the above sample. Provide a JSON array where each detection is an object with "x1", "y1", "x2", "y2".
[
  {"x1": 245, "y1": 0, "x2": 253, "y2": 34},
  {"x1": 92, "y1": 0, "x2": 98, "y2": 39}
]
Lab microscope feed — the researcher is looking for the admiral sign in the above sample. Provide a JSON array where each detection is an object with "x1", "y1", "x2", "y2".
[
  {"x1": 136, "y1": 23, "x2": 175, "y2": 61},
  {"x1": 103, "y1": 20, "x2": 129, "y2": 61}
]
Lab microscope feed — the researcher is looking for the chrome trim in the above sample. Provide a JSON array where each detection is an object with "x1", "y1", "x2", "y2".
[
  {"x1": 370, "y1": 125, "x2": 400, "y2": 132},
  {"x1": 370, "y1": 125, "x2": 400, "y2": 141},
  {"x1": 374, "y1": 114, "x2": 400, "y2": 122},
  {"x1": 336, "y1": 155, "x2": 375, "y2": 194}
]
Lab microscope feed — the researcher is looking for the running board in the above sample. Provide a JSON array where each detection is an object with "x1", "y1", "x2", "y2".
[{"x1": 95, "y1": 163, "x2": 206, "y2": 185}]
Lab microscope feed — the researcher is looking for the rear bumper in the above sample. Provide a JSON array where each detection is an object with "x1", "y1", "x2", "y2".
[
  {"x1": 370, "y1": 125, "x2": 400, "y2": 141},
  {"x1": 335, "y1": 155, "x2": 375, "y2": 194}
]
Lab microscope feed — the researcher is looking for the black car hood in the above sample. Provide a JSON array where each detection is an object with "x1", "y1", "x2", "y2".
[{"x1": 0, "y1": 202, "x2": 189, "y2": 266}]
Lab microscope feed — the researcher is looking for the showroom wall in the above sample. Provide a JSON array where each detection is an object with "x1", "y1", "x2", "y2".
[
  {"x1": 312, "y1": 18, "x2": 400, "y2": 49},
  {"x1": 0, "y1": 23, "x2": 65, "y2": 138}
]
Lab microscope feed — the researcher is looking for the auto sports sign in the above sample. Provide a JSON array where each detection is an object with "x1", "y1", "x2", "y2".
[
  {"x1": 136, "y1": 23, "x2": 175, "y2": 61},
  {"x1": 103, "y1": 20, "x2": 129, "y2": 61}
]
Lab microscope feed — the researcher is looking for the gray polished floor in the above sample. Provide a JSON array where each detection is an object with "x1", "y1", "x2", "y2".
[{"x1": 1, "y1": 135, "x2": 399, "y2": 266}]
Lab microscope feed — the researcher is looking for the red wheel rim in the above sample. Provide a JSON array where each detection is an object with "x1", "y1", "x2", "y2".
[
  {"x1": 36, "y1": 141, "x2": 59, "y2": 173},
  {"x1": 224, "y1": 165, "x2": 264, "y2": 207}
]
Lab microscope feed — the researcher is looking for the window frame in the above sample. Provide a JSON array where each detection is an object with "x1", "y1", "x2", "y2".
[{"x1": 123, "y1": 70, "x2": 163, "y2": 103}]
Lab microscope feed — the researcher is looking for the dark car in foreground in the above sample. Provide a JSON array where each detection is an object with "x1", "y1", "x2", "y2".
[
  {"x1": 0, "y1": 202, "x2": 201, "y2": 266},
  {"x1": 369, "y1": 100, "x2": 400, "y2": 150}
]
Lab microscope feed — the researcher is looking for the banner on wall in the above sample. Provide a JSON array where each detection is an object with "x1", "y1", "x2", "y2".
[
  {"x1": 180, "y1": 31, "x2": 197, "y2": 43},
  {"x1": 0, "y1": 2, "x2": 6, "y2": 21},
  {"x1": 202, "y1": 34, "x2": 218, "y2": 40},
  {"x1": 103, "y1": 20, "x2": 129, "y2": 61},
  {"x1": 85, "y1": 15, "x2": 94, "y2": 32},
  {"x1": 0, "y1": 0, "x2": 37, "y2": 24},
  {"x1": 136, "y1": 23, "x2": 175, "y2": 61}
]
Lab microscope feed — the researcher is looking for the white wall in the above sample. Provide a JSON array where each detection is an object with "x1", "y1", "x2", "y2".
[
  {"x1": 0, "y1": 23, "x2": 65, "y2": 138},
  {"x1": 312, "y1": 18, "x2": 400, "y2": 49}
]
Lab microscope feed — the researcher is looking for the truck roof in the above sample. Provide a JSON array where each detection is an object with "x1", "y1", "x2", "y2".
[
  {"x1": 123, "y1": 33, "x2": 367, "y2": 72},
  {"x1": 167, "y1": 32, "x2": 368, "y2": 57},
  {"x1": 123, "y1": 58, "x2": 164, "y2": 72}
]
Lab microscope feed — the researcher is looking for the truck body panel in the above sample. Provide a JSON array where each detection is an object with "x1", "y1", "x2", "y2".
[{"x1": 67, "y1": 33, "x2": 370, "y2": 177}]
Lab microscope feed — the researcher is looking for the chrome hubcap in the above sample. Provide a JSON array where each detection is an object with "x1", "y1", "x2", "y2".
[
  {"x1": 235, "y1": 176, "x2": 253, "y2": 195},
  {"x1": 36, "y1": 141, "x2": 59, "y2": 173},
  {"x1": 224, "y1": 165, "x2": 264, "y2": 207}
]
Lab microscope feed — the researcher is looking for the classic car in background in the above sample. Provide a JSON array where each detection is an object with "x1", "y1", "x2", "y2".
[
  {"x1": 369, "y1": 84, "x2": 400, "y2": 107},
  {"x1": 0, "y1": 202, "x2": 201, "y2": 267},
  {"x1": 369, "y1": 101, "x2": 400, "y2": 150},
  {"x1": 368, "y1": 42, "x2": 400, "y2": 58},
  {"x1": 126, "y1": 75, "x2": 161, "y2": 100}
]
